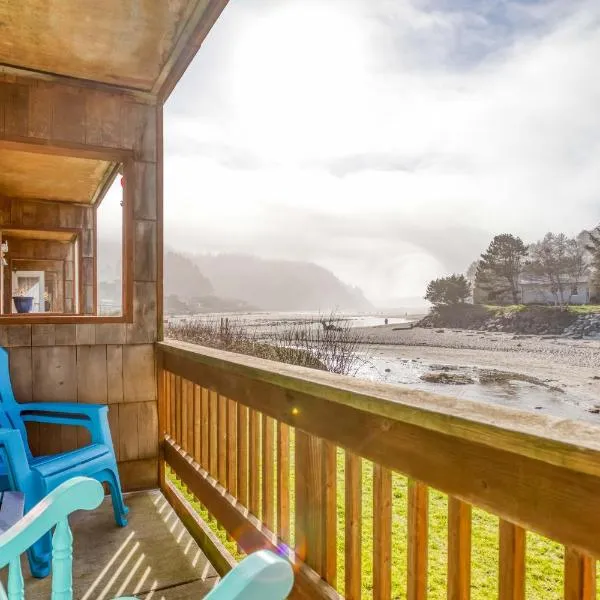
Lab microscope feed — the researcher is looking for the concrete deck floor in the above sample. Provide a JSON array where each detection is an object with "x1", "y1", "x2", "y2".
[{"x1": 23, "y1": 490, "x2": 219, "y2": 600}]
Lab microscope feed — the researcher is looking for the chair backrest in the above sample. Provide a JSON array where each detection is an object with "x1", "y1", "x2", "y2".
[
  {"x1": 203, "y1": 551, "x2": 294, "y2": 600},
  {"x1": 0, "y1": 348, "x2": 31, "y2": 453},
  {"x1": 0, "y1": 477, "x2": 104, "y2": 600}
]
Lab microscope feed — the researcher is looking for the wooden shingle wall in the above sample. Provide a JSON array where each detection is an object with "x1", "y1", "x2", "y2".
[{"x1": 0, "y1": 76, "x2": 160, "y2": 491}]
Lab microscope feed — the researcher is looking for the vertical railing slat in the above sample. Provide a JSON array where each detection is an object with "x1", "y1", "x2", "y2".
[
  {"x1": 408, "y1": 479, "x2": 428, "y2": 600},
  {"x1": 200, "y1": 387, "x2": 209, "y2": 470},
  {"x1": 277, "y1": 421, "x2": 290, "y2": 544},
  {"x1": 227, "y1": 398, "x2": 238, "y2": 495},
  {"x1": 345, "y1": 452, "x2": 362, "y2": 600},
  {"x1": 448, "y1": 497, "x2": 471, "y2": 600},
  {"x1": 498, "y1": 520, "x2": 525, "y2": 600},
  {"x1": 181, "y1": 378, "x2": 188, "y2": 451},
  {"x1": 208, "y1": 390, "x2": 218, "y2": 478},
  {"x1": 217, "y1": 395, "x2": 227, "y2": 487},
  {"x1": 186, "y1": 380, "x2": 194, "y2": 455},
  {"x1": 192, "y1": 384, "x2": 201, "y2": 464},
  {"x1": 169, "y1": 372, "x2": 176, "y2": 439},
  {"x1": 374, "y1": 464, "x2": 392, "y2": 599},
  {"x1": 262, "y1": 414, "x2": 275, "y2": 531},
  {"x1": 249, "y1": 409, "x2": 261, "y2": 518},
  {"x1": 323, "y1": 441, "x2": 337, "y2": 587},
  {"x1": 237, "y1": 403, "x2": 249, "y2": 507},
  {"x1": 564, "y1": 547, "x2": 596, "y2": 600}
]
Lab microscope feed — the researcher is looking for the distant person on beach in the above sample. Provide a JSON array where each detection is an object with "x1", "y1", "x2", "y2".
[{"x1": 384, "y1": 318, "x2": 388, "y2": 325}]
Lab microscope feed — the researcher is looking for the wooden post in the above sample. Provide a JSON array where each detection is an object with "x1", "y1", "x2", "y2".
[
  {"x1": 408, "y1": 479, "x2": 428, "y2": 600},
  {"x1": 498, "y1": 520, "x2": 525, "y2": 600},
  {"x1": 448, "y1": 497, "x2": 471, "y2": 600},
  {"x1": 345, "y1": 452, "x2": 362, "y2": 600},
  {"x1": 564, "y1": 547, "x2": 596, "y2": 600}
]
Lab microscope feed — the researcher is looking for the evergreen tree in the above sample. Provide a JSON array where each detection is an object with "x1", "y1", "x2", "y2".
[
  {"x1": 424, "y1": 274, "x2": 471, "y2": 306},
  {"x1": 475, "y1": 234, "x2": 528, "y2": 304}
]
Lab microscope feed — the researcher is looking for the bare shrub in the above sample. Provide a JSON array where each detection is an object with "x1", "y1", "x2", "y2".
[{"x1": 165, "y1": 313, "x2": 366, "y2": 376}]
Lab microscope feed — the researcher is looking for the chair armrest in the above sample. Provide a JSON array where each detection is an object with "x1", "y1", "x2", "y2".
[
  {"x1": 0, "y1": 430, "x2": 35, "y2": 493},
  {"x1": 0, "y1": 477, "x2": 104, "y2": 569},
  {"x1": 18, "y1": 403, "x2": 110, "y2": 445},
  {"x1": 204, "y1": 551, "x2": 294, "y2": 600},
  {"x1": 17, "y1": 402, "x2": 107, "y2": 419}
]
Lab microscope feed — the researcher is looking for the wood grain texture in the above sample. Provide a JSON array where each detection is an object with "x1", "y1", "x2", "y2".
[
  {"x1": 159, "y1": 341, "x2": 600, "y2": 558},
  {"x1": 374, "y1": 465, "x2": 392, "y2": 600},
  {"x1": 163, "y1": 435, "x2": 340, "y2": 600},
  {"x1": 277, "y1": 421, "x2": 290, "y2": 544},
  {"x1": 564, "y1": 548, "x2": 596, "y2": 600},
  {"x1": 345, "y1": 452, "x2": 362, "y2": 600},
  {"x1": 217, "y1": 394, "x2": 227, "y2": 487},
  {"x1": 323, "y1": 441, "x2": 337, "y2": 587},
  {"x1": 201, "y1": 387, "x2": 209, "y2": 470},
  {"x1": 237, "y1": 403, "x2": 249, "y2": 509},
  {"x1": 209, "y1": 390, "x2": 218, "y2": 479},
  {"x1": 193, "y1": 384, "x2": 201, "y2": 464},
  {"x1": 261, "y1": 414, "x2": 275, "y2": 531},
  {"x1": 408, "y1": 479, "x2": 428, "y2": 600},
  {"x1": 448, "y1": 497, "x2": 471, "y2": 600},
  {"x1": 227, "y1": 398, "x2": 237, "y2": 496},
  {"x1": 248, "y1": 409, "x2": 261, "y2": 518},
  {"x1": 498, "y1": 520, "x2": 525, "y2": 600}
]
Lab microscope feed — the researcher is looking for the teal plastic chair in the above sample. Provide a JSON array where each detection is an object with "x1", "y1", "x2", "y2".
[
  {"x1": 0, "y1": 476, "x2": 294, "y2": 600},
  {"x1": 203, "y1": 551, "x2": 294, "y2": 600},
  {"x1": 0, "y1": 476, "x2": 104, "y2": 600}
]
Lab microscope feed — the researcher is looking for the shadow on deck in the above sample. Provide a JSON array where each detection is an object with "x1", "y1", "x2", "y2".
[{"x1": 24, "y1": 490, "x2": 219, "y2": 600}]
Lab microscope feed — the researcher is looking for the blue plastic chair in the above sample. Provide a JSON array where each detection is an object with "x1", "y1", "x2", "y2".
[
  {"x1": 0, "y1": 347, "x2": 128, "y2": 578},
  {"x1": 0, "y1": 476, "x2": 294, "y2": 600}
]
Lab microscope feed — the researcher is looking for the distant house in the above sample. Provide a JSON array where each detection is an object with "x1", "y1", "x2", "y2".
[{"x1": 518, "y1": 276, "x2": 591, "y2": 305}]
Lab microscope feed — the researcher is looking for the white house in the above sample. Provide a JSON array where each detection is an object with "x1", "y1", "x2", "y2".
[{"x1": 519, "y1": 276, "x2": 591, "y2": 305}]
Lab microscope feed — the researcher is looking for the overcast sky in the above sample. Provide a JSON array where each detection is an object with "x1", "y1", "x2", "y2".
[{"x1": 109, "y1": 0, "x2": 600, "y2": 306}]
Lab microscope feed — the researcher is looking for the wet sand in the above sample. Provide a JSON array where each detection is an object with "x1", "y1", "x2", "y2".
[{"x1": 355, "y1": 326, "x2": 600, "y2": 410}]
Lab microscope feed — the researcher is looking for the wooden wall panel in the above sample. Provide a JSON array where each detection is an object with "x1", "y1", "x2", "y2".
[{"x1": 0, "y1": 77, "x2": 160, "y2": 491}]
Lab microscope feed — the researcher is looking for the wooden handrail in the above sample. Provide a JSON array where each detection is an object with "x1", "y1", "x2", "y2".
[
  {"x1": 157, "y1": 339, "x2": 600, "y2": 599},
  {"x1": 159, "y1": 340, "x2": 600, "y2": 479}
]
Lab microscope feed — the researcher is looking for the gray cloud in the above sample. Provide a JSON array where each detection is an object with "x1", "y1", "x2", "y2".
[{"x1": 162, "y1": 0, "x2": 600, "y2": 304}]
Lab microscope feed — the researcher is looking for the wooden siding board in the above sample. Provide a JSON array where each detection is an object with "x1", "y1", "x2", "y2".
[
  {"x1": 122, "y1": 344, "x2": 156, "y2": 403},
  {"x1": 76, "y1": 345, "x2": 108, "y2": 404},
  {"x1": 133, "y1": 220, "x2": 157, "y2": 282},
  {"x1": 106, "y1": 345, "x2": 124, "y2": 404},
  {"x1": 31, "y1": 346, "x2": 77, "y2": 402}
]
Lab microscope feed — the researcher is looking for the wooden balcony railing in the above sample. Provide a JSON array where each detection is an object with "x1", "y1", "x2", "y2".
[{"x1": 157, "y1": 340, "x2": 600, "y2": 600}]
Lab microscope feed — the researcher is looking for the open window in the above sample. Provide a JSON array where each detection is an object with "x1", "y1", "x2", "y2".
[{"x1": 0, "y1": 144, "x2": 130, "y2": 321}]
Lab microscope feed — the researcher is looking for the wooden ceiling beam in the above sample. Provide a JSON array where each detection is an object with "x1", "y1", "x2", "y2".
[
  {"x1": 156, "y1": 0, "x2": 230, "y2": 102},
  {"x1": 0, "y1": 64, "x2": 156, "y2": 104}
]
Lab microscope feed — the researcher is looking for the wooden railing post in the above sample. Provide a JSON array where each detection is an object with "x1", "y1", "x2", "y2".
[
  {"x1": 157, "y1": 355, "x2": 166, "y2": 490},
  {"x1": 448, "y1": 497, "x2": 471, "y2": 600},
  {"x1": 294, "y1": 431, "x2": 336, "y2": 580},
  {"x1": 499, "y1": 520, "x2": 525, "y2": 600},
  {"x1": 564, "y1": 547, "x2": 596, "y2": 600},
  {"x1": 408, "y1": 479, "x2": 428, "y2": 600}
]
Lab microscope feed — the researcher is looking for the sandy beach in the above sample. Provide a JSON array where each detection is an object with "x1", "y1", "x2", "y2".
[{"x1": 354, "y1": 325, "x2": 600, "y2": 410}]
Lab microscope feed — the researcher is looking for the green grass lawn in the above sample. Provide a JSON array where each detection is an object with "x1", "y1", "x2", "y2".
[
  {"x1": 566, "y1": 304, "x2": 600, "y2": 315},
  {"x1": 170, "y1": 443, "x2": 599, "y2": 599},
  {"x1": 485, "y1": 303, "x2": 600, "y2": 316}
]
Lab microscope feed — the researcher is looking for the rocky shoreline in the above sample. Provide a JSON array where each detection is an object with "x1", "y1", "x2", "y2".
[
  {"x1": 415, "y1": 304, "x2": 600, "y2": 337},
  {"x1": 354, "y1": 325, "x2": 600, "y2": 369}
]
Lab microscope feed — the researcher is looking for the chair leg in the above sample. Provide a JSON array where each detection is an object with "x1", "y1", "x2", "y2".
[
  {"x1": 106, "y1": 469, "x2": 129, "y2": 527},
  {"x1": 27, "y1": 532, "x2": 52, "y2": 579}
]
